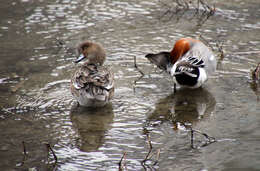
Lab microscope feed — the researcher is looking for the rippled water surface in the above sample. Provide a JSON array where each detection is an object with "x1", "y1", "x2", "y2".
[{"x1": 1, "y1": 0, "x2": 260, "y2": 170}]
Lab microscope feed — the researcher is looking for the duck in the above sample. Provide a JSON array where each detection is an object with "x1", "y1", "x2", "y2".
[
  {"x1": 145, "y1": 37, "x2": 216, "y2": 90},
  {"x1": 70, "y1": 41, "x2": 114, "y2": 107}
]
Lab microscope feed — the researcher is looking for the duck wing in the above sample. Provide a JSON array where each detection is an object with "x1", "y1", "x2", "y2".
[
  {"x1": 72, "y1": 64, "x2": 114, "y2": 93},
  {"x1": 181, "y1": 41, "x2": 216, "y2": 75}
]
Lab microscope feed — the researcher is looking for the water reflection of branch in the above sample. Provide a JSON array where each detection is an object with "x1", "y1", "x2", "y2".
[
  {"x1": 141, "y1": 134, "x2": 160, "y2": 170},
  {"x1": 176, "y1": 122, "x2": 216, "y2": 148},
  {"x1": 190, "y1": 128, "x2": 216, "y2": 149},
  {"x1": 45, "y1": 143, "x2": 58, "y2": 171}
]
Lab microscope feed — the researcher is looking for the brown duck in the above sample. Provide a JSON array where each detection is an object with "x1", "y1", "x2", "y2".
[{"x1": 71, "y1": 42, "x2": 114, "y2": 107}]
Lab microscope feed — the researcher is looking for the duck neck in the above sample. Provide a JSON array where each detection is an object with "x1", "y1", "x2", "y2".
[{"x1": 170, "y1": 38, "x2": 191, "y2": 64}]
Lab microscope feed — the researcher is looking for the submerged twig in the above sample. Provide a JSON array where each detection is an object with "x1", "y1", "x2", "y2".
[{"x1": 118, "y1": 152, "x2": 127, "y2": 171}]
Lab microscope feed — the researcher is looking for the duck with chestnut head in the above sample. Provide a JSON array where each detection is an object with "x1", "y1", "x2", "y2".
[
  {"x1": 71, "y1": 42, "x2": 114, "y2": 107},
  {"x1": 145, "y1": 37, "x2": 216, "y2": 90}
]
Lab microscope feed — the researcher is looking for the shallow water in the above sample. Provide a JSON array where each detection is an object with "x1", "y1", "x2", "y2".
[{"x1": 0, "y1": 0, "x2": 260, "y2": 170}]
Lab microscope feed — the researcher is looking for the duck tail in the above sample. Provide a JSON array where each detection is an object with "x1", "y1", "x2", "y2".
[{"x1": 145, "y1": 52, "x2": 171, "y2": 71}]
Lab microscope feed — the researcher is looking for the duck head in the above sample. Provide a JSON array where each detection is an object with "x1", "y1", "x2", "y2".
[{"x1": 75, "y1": 41, "x2": 106, "y2": 65}]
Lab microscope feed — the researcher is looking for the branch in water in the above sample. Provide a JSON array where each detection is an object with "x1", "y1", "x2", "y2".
[{"x1": 159, "y1": 0, "x2": 215, "y2": 18}]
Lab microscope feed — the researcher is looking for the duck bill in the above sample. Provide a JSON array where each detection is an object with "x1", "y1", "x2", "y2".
[{"x1": 74, "y1": 54, "x2": 85, "y2": 63}]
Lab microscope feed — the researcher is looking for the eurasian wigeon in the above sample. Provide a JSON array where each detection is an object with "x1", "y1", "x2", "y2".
[
  {"x1": 145, "y1": 37, "x2": 216, "y2": 90},
  {"x1": 71, "y1": 42, "x2": 114, "y2": 107}
]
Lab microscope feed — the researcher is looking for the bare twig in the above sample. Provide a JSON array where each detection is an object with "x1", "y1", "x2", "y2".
[
  {"x1": 118, "y1": 152, "x2": 127, "y2": 171},
  {"x1": 55, "y1": 38, "x2": 76, "y2": 59},
  {"x1": 134, "y1": 56, "x2": 145, "y2": 76},
  {"x1": 133, "y1": 56, "x2": 145, "y2": 93},
  {"x1": 162, "y1": 0, "x2": 215, "y2": 14},
  {"x1": 196, "y1": 12, "x2": 212, "y2": 27},
  {"x1": 216, "y1": 40, "x2": 225, "y2": 60},
  {"x1": 250, "y1": 62, "x2": 260, "y2": 101},
  {"x1": 46, "y1": 143, "x2": 58, "y2": 164},
  {"x1": 252, "y1": 62, "x2": 260, "y2": 81},
  {"x1": 199, "y1": 0, "x2": 215, "y2": 13}
]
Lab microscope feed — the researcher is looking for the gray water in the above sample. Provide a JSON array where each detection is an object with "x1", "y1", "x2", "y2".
[{"x1": 0, "y1": 0, "x2": 260, "y2": 170}]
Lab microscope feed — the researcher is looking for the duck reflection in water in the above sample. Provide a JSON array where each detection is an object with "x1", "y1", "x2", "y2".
[
  {"x1": 146, "y1": 88, "x2": 216, "y2": 130},
  {"x1": 70, "y1": 104, "x2": 114, "y2": 152}
]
